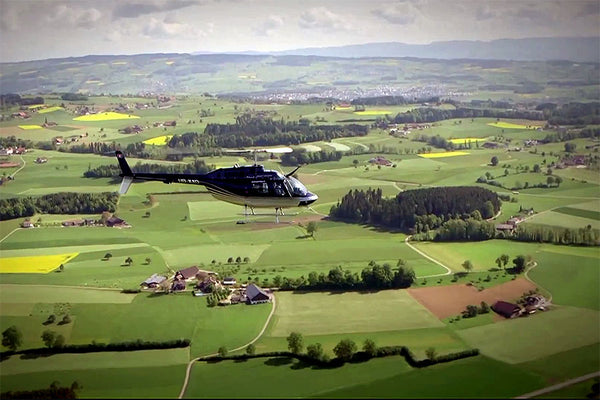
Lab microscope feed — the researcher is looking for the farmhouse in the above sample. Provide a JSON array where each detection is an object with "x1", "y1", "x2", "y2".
[
  {"x1": 62, "y1": 219, "x2": 85, "y2": 227},
  {"x1": 195, "y1": 275, "x2": 221, "y2": 293},
  {"x1": 105, "y1": 216, "x2": 129, "y2": 228},
  {"x1": 175, "y1": 266, "x2": 200, "y2": 281},
  {"x1": 171, "y1": 279, "x2": 186, "y2": 292},
  {"x1": 223, "y1": 277, "x2": 237, "y2": 286},
  {"x1": 369, "y1": 156, "x2": 393, "y2": 167},
  {"x1": 141, "y1": 274, "x2": 166, "y2": 289},
  {"x1": 246, "y1": 283, "x2": 271, "y2": 305},
  {"x1": 163, "y1": 120, "x2": 177, "y2": 127},
  {"x1": 21, "y1": 220, "x2": 34, "y2": 228},
  {"x1": 35, "y1": 157, "x2": 48, "y2": 164},
  {"x1": 491, "y1": 301, "x2": 522, "y2": 319}
]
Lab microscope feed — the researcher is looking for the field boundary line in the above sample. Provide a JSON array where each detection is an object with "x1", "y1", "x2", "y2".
[
  {"x1": 178, "y1": 295, "x2": 277, "y2": 399},
  {"x1": 0, "y1": 228, "x2": 21, "y2": 244},
  {"x1": 514, "y1": 370, "x2": 599, "y2": 399},
  {"x1": 9, "y1": 155, "x2": 26, "y2": 179},
  {"x1": 0, "y1": 283, "x2": 124, "y2": 291},
  {"x1": 404, "y1": 236, "x2": 452, "y2": 277}
]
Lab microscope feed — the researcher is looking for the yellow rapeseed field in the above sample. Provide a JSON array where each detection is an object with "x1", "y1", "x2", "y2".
[
  {"x1": 487, "y1": 122, "x2": 535, "y2": 129},
  {"x1": 0, "y1": 253, "x2": 79, "y2": 274},
  {"x1": 38, "y1": 106, "x2": 64, "y2": 114},
  {"x1": 418, "y1": 151, "x2": 469, "y2": 158},
  {"x1": 73, "y1": 112, "x2": 140, "y2": 121},
  {"x1": 143, "y1": 135, "x2": 173, "y2": 145},
  {"x1": 18, "y1": 125, "x2": 43, "y2": 130},
  {"x1": 448, "y1": 137, "x2": 488, "y2": 144}
]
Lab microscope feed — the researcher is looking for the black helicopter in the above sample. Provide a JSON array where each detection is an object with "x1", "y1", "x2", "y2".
[{"x1": 115, "y1": 149, "x2": 318, "y2": 222}]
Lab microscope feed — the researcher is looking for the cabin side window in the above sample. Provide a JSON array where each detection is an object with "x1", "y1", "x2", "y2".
[{"x1": 251, "y1": 181, "x2": 269, "y2": 194}]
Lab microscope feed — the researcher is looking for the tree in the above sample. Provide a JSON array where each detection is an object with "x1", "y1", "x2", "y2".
[
  {"x1": 500, "y1": 254, "x2": 510, "y2": 268},
  {"x1": 495, "y1": 257, "x2": 502, "y2": 269},
  {"x1": 306, "y1": 343, "x2": 324, "y2": 360},
  {"x1": 533, "y1": 164, "x2": 541, "y2": 173},
  {"x1": 145, "y1": 257, "x2": 151, "y2": 265},
  {"x1": 125, "y1": 257, "x2": 133, "y2": 266},
  {"x1": 227, "y1": 257, "x2": 234, "y2": 264},
  {"x1": 2, "y1": 325, "x2": 22, "y2": 351},
  {"x1": 564, "y1": 142, "x2": 576, "y2": 153},
  {"x1": 363, "y1": 339, "x2": 377, "y2": 356},
  {"x1": 306, "y1": 221, "x2": 318, "y2": 238},
  {"x1": 243, "y1": 257, "x2": 250, "y2": 263},
  {"x1": 61, "y1": 314, "x2": 72, "y2": 325},
  {"x1": 555, "y1": 176, "x2": 563, "y2": 187},
  {"x1": 41, "y1": 330, "x2": 56, "y2": 348},
  {"x1": 333, "y1": 339, "x2": 357, "y2": 361},
  {"x1": 245, "y1": 343, "x2": 255, "y2": 355},
  {"x1": 287, "y1": 332, "x2": 303, "y2": 354},
  {"x1": 58, "y1": 264, "x2": 64, "y2": 272},
  {"x1": 104, "y1": 253, "x2": 112, "y2": 260},
  {"x1": 490, "y1": 156, "x2": 499, "y2": 166},
  {"x1": 462, "y1": 260, "x2": 473, "y2": 273},
  {"x1": 353, "y1": 159, "x2": 359, "y2": 168},
  {"x1": 425, "y1": 347, "x2": 437, "y2": 360},
  {"x1": 218, "y1": 346, "x2": 228, "y2": 357},
  {"x1": 235, "y1": 256, "x2": 242, "y2": 263},
  {"x1": 512, "y1": 255, "x2": 526, "y2": 273},
  {"x1": 547, "y1": 176, "x2": 555, "y2": 186},
  {"x1": 54, "y1": 334, "x2": 65, "y2": 348}
]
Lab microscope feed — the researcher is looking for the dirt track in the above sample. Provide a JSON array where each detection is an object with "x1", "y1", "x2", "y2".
[{"x1": 408, "y1": 278, "x2": 537, "y2": 319}]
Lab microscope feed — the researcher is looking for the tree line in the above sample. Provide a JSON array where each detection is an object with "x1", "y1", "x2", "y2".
[
  {"x1": 185, "y1": 114, "x2": 369, "y2": 148},
  {"x1": 280, "y1": 149, "x2": 343, "y2": 166},
  {"x1": 271, "y1": 261, "x2": 415, "y2": 291},
  {"x1": 329, "y1": 186, "x2": 500, "y2": 231},
  {"x1": 1, "y1": 192, "x2": 118, "y2": 220},
  {"x1": 83, "y1": 159, "x2": 212, "y2": 179}
]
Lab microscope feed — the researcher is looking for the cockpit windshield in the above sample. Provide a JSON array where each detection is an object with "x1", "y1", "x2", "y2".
[{"x1": 285, "y1": 176, "x2": 308, "y2": 196}]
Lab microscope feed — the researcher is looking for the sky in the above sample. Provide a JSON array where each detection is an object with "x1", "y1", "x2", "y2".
[{"x1": 1, "y1": 0, "x2": 599, "y2": 62}]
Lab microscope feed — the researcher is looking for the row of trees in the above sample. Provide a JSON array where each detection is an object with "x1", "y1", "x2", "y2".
[
  {"x1": 272, "y1": 260, "x2": 415, "y2": 291},
  {"x1": 280, "y1": 149, "x2": 343, "y2": 166},
  {"x1": 170, "y1": 115, "x2": 369, "y2": 149},
  {"x1": 83, "y1": 159, "x2": 212, "y2": 179},
  {"x1": 330, "y1": 186, "x2": 501, "y2": 231},
  {"x1": 511, "y1": 225, "x2": 600, "y2": 246},
  {"x1": 1, "y1": 192, "x2": 118, "y2": 220}
]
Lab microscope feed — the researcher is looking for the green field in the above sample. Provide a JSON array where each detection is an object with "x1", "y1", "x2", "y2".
[
  {"x1": 270, "y1": 290, "x2": 443, "y2": 337},
  {"x1": 456, "y1": 307, "x2": 600, "y2": 364},
  {"x1": 1, "y1": 95, "x2": 599, "y2": 398}
]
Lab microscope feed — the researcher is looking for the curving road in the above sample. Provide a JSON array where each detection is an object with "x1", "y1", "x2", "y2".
[
  {"x1": 178, "y1": 294, "x2": 277, "y2": 399},
  {"x1": 404, "y1": 236, "x2": 452, "y2": 278}
]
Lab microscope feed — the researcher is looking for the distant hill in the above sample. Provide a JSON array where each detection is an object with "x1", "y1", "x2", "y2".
[
  {"x1": 264, "y1": 37, "x2": 600, "y2": 62},
  {"x1": 1, "y1": 41, "x2": 598, "y2": 97}
]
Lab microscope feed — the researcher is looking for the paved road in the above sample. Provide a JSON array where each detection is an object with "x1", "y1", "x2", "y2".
[
  {"x1": 178, "y1": 294, "x2": 277, "y2": 399},
  {"x1": 515, "y1": 371, "x2": 599, "y2": 399}
]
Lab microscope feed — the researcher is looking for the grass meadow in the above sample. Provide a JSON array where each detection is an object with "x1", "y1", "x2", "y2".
[{"x1": 0, "y1": 99, "x2": 598, "y2": 398}]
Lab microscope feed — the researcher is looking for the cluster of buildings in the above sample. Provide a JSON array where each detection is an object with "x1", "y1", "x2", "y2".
[
  {"x1": 0, "y1": 146, "x2": 26, "y2": 156},
  {"x1": 492, "y1": 295, "x2": 549, "y2": 319},
  {"x1": 21, "y1": 214, "x2": 129, "y2": 229},
  {"x1": 140, "y1": 265, "x2": 271, "y2": 306},
  {"x1": 368, "y1": 156, "x2": 394, "y2": 167}
]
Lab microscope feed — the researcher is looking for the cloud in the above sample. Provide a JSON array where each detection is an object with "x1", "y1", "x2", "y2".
[
  {"x1": 45, "y1": 4, "x2": 103, "y2": 29},
  {"x1": 253, "y1": 15, "x2": 284, "y2": 36},
  {"x1": 113, "y1": 0, "x2": 199, "y2": 19},
  {"x1": 298, "y1": 7, "x2": 351, "y2": 32},
  {"x1": 474, "y1": 5, "x2": 498, "y2": 21},
  {"x1": 140, "y1": 17, "x2": 205, "y2": 39},
  {"x1": 371, "y1": 1, "x2": 419, "y2": 25}
]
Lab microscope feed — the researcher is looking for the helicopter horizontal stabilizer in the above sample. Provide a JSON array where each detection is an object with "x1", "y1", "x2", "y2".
[{"x1": 119, "y1": 176, "x2": 134, "y2": 194}]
